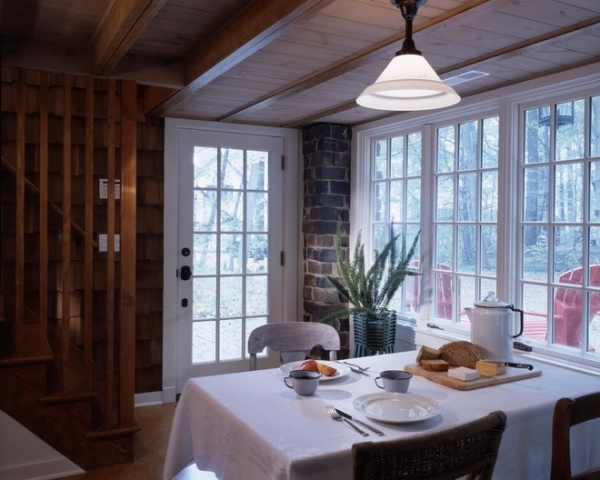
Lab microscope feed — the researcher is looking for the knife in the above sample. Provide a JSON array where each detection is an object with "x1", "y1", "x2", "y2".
[
  {"x1": 483, "y1": 360, "x2": 534, "y2": 371},
  {"x1": 335, "y1": 408, "x2": 385, "y2": 436}
]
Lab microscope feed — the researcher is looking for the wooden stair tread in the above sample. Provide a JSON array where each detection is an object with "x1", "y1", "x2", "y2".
[
  {"x1": 0, "y1": 353, "x2": 54, "y2": 366},
  {"x1": 86, "y1": 422, "x2": 141, "y2": 440},
  {"x1": 40, "y1": 391, "x2": 98, "y2": 404}
]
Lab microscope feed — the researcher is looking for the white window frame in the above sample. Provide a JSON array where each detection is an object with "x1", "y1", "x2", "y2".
[{"x1": 352, "y1": 63, "x2": 600, "y2": 373}]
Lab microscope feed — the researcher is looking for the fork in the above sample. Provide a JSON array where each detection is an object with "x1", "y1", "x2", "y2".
[
  {"x1": 341, "y1": 361, "x2": 371, "y2": 374},
  {"x1": 326, "y1": 405, "x2": 369, "y2": 436}
]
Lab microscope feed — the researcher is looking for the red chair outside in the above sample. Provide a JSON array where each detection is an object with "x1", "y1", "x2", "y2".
[
  {"x1": 554, "y1": 265, "x2": 600, "y2": 348},
  {"x1": 406, "y1": 261, "x2": 458, "y2": 320}
]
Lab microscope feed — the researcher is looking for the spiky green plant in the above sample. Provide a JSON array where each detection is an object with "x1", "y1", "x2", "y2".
[{"x1": 322, "y1": 223, "x2": 420, "y2": 323}]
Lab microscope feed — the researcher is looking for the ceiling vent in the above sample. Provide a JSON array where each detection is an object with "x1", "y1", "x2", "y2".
[{"x1": 444, "y1": 70, "x2": 490, "y2": 86}]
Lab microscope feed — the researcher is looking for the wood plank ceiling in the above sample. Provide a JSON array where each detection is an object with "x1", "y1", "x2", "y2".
[{"x1": 2, "y1": 0, "x2": 599, "y2": 128}]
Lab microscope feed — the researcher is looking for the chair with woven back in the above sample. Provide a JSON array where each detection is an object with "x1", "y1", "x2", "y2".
[
  {"x1": 248, "y1": 321, "x2": 340, "y2": 370},
  {"x1": 551, "y1": 391, "x2": 600, "y2": 480},
  {"x1": 352, "y1": 410, "x2": 507, "y2": 480}
]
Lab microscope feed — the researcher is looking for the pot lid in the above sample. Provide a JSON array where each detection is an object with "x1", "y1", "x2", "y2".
[{"x1": 474, "y1": 291, "x2": 511, "y2": 308}]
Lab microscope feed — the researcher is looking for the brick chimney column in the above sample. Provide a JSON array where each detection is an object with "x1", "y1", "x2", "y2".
[{"x1": 302, "y1": 123, "x2": 352, "y2": 357}]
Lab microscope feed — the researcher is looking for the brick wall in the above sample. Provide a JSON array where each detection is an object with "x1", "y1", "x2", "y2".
[{"x1": 302, "y1": 123, "x2": 352, "y2": 357}]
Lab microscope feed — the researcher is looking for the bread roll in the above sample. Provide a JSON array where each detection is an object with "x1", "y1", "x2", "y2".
[
  {"x1": 421, "y1": 359, "x2": 449, "y2": 371},
  {"x1": 416, "y1": 346, "x2": 441, "y2": 365},
  {"x1": 439, "y1": 341, "x2": 482, "y2": 369}
]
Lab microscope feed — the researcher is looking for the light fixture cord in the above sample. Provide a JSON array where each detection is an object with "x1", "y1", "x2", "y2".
[{"x1": 391, "y1": 0, "x2": 423, "y2": 56}]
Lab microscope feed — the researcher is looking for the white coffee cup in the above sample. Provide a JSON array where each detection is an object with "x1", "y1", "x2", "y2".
[
  {"x1": 284, "y1": 369, "x2": 321, "y2": 396},
  {"x1": 375, "y1": 370, "x2": 412, "y2": 393}
]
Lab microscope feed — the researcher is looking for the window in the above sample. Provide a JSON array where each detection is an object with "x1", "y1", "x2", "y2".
[
  {"x1": 371, "y1": 132, "x2": 422, "y2": 313},
  {"x1": 519, "y1": 96, "x2": 600, "y2": 354},
  {"x1": 434, "y1": 117, "x2": 499, "y2": 324},
  {"x1": 354, "y1": 66, "x2": 599, "y2": 369}
]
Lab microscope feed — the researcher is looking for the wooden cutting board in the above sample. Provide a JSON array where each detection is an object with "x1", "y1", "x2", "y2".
[{"x1": 405, "y1": 363, "x2": 542, "y2": 391}]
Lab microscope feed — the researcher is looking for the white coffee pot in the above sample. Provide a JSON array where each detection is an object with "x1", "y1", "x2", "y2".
[{"x1": 465, "y1": 291, "x2": 524, "y2": 361}]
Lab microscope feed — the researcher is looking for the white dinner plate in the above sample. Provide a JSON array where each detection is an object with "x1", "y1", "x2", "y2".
[
  {"x1": 279, "y1": 361, "x2": 351, "y2": 382},
  {"x1": 353, "y1": 392, "x2": 441, "y2": 423}
]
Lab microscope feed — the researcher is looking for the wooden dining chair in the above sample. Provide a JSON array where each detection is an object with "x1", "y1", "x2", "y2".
[
  {"x1": 352, "y1": 410, "x2": 507, "y2": 480},
  {"x1": 551, "y1": 391, "x2": 600, "y2": 480},
  {"x1": 248, "y1": 322, "x2": 340, "y2": 370}
]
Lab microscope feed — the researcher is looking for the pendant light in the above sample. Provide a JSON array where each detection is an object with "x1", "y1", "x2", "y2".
[{"x1": 356, "y1": 0, "x2": 460, "y2": 111}]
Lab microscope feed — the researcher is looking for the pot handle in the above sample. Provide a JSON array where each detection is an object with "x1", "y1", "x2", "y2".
[{"x1": 509, "y1": 306, "x2": 524, "y2": 338}]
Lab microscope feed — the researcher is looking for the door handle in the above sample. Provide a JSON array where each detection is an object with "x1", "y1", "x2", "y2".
[{"x1": 180, "y1": 266, "x2": 192, "y2": 281}]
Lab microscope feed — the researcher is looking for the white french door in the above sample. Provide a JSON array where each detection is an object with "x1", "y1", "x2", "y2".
[{"x1": 164, "y1": 121, "x2": 301, "y2": 394}]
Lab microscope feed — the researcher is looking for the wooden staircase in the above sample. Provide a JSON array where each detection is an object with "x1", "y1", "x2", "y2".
[
  {"x1": 0, "y1": 292, "x2": 139, "y2": 470},
  {"x1": 1, "y1": 67, "x2": 140, "y2": 471}
]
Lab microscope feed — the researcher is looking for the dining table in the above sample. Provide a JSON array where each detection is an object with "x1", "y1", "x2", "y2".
[{"x1": 163, "y1": 350, "x2": 600, "y2": 480}]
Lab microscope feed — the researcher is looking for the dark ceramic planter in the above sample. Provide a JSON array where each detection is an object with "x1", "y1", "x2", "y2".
[{"x1": 353, "y1": 310, "x2": 397, "y2": 357}]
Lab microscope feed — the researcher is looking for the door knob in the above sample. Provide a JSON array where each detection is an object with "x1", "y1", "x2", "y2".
[{"x1": 180, "y1": 266, "x2": 192, "y2": 281}]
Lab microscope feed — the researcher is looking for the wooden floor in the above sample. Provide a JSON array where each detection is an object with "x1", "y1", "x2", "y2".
[{"x1": 60, "y1": 403, "x2": 216, "y2": 480}]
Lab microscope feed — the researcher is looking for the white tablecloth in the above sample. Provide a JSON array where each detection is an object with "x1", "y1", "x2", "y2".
[{"x1": 163, "y1": 351, "x2": 600, "y2": 480}]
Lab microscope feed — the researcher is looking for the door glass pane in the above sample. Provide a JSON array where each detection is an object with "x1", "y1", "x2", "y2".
[
  {"x1": 220, "y1": 234, "x2": 242, "y2": 274},
  {"x1": 220, "y1": 319, "x2": 242, "y2": 360},
  {"x1": 194, "y1": 147, "x2": 218, "y2": 187},
  {"x1": 220, "y1": 276, "x2": 243, "y2": 317},
  {"x1": 193, "y1": 321, "x2": 216, "y2": 363},
  {"x1": 194, "y1": 277, "x2": 216, "y2": 318},
  {"x1": 221, "y1": 191, "x2": 244, "y2": 231},
  {"x1": 247, "y1": 192, "x2": 268, "y2": 231},
  {"x1": 247, "y1": 234, "x2": 268, "y2": 273},
  {"x1": 247, "y1": 150, "x2": 268, "y2": 190},
  {"x1": 221, "y1": 149, "x2": 243, "y2": 189},
  {"x1": 247, "y1": 275, "x2": 268, "y2": 316},
  {"x1": 194, "y1": 234, "x2": 217, "y2": 274}
]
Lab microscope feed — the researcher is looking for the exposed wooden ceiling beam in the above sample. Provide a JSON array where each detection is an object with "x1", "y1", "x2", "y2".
[
  {"x1": 92, "y1": 0, "x2": 168, "y2": 76},
  {"x1": 148, "y1": 0, "x2": 336, "y2": 117},
  {"x1": 283, "y1": 16, "x2": 600, "y2": 128},
  {"x1": 217, "y1": 0, "x2": 498, "y2": 122}
]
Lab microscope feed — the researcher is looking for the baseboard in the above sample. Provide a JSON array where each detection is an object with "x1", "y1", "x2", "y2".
[{"x1": 134, "y1": 391, "x2": 164, "y2": 407}]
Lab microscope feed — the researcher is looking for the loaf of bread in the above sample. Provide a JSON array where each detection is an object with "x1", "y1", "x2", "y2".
[
  {"x1": 421, "y1": 359, "x2": 449, "y2": 371},
  {"x1": 439, "y1": 341, "x2": 482, "y2": 369},
  {"x1": 416, "y1": 345, "x2": 441, "y2": 365}
]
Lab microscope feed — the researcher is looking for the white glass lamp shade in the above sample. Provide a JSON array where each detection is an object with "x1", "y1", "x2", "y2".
[{"x1": 356, "y1": 54, "x2": 460, "y2": 111}]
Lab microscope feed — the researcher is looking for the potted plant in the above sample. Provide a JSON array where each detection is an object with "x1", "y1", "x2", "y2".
[{"x1": 323, "y1": 223, "x2": 420, "y2": 357}]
